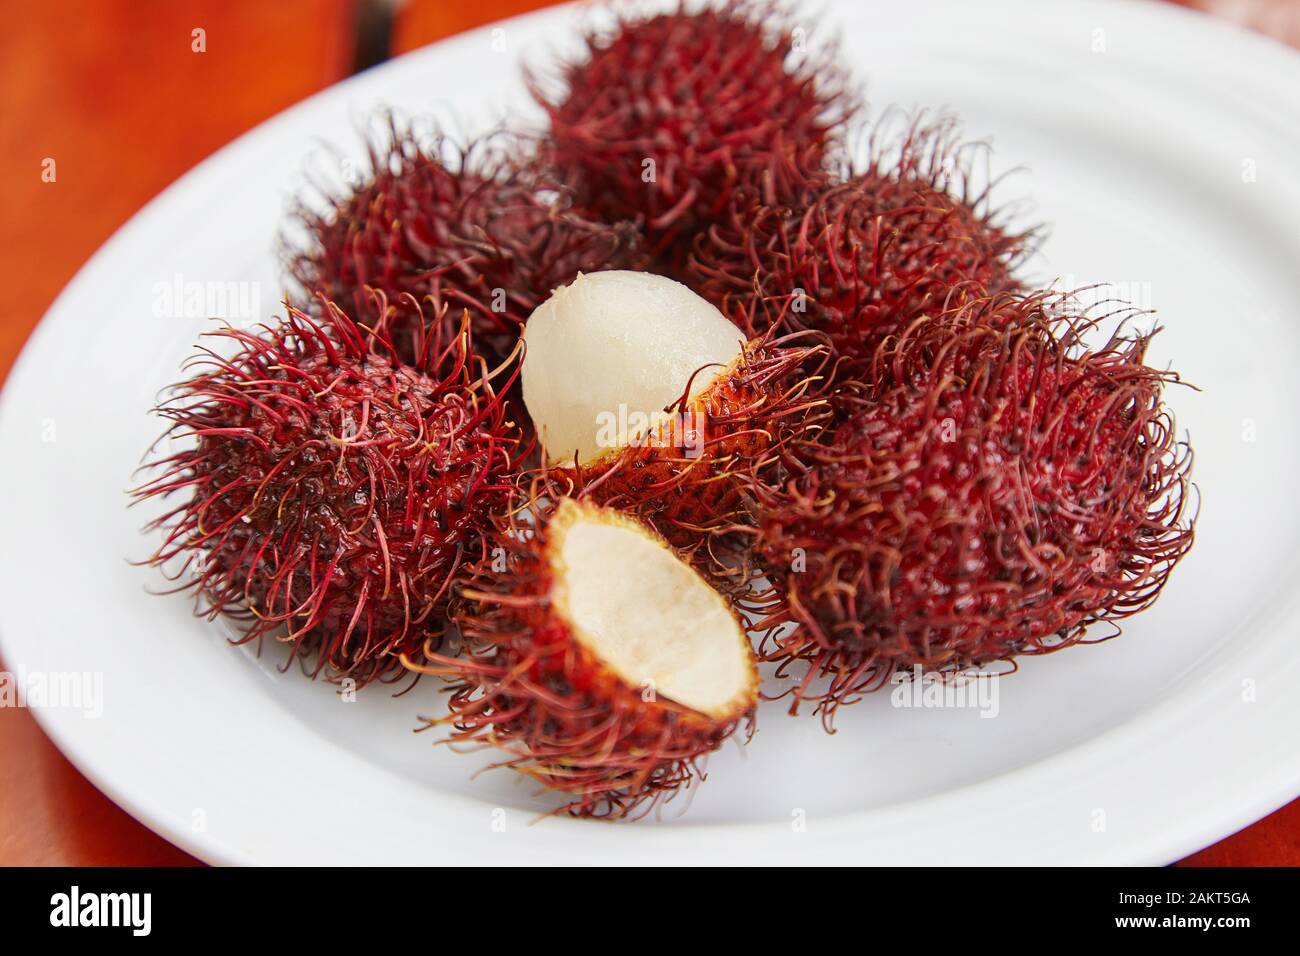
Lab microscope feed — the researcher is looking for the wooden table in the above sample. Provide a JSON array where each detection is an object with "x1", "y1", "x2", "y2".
[{"x1": 1, "y1": 0, "x2": 1295, "y2": 867}]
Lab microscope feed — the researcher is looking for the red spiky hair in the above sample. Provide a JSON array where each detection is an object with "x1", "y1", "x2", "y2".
[
  {"x1": 754, "y1": 293, "x2": 1196, "y2": 725},
  {"x1": 690, "y1": 113, "x2": 1035, "y2": 372},
  {"x1": 554, "y1": 322, "x2": 830, "y2": 564},
  {"x1": 133, "y1": 295, "x2": 528, "y2": 685},
  {"x1": 284, "y1": 113, "x2": 644, "y2": 368},
  {"x1": 406, "y1": 489, "x2": 758, "y2": 818},
  {"x1": 530, "y1": 0, "x2": 857, "y2": 262}
]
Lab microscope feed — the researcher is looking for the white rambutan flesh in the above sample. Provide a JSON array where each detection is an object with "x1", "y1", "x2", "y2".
[
  {"x1": 547, "y1": 498, "x2": 755, "y2": 719},
  {"x1": 522, "y1": 270, "x2": 745, "y2": 466}
]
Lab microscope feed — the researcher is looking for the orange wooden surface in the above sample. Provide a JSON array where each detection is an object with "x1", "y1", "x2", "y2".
[
  {"x1": 0, "y1": 0, "x2": 1296, "y2": 866},
  {"x1": 0, "y1": 0, "x2": 355, "y2": 867},
  {"x1": 391, "y1": 0, "x2": 560, "y2": 54}
]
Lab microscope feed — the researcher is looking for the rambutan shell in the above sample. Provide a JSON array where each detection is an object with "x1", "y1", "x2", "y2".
[
  {"x1": 689, "y1": 113, "x2": 1034, "y2": 382},
  {"x1": 754, "y1": 294, "x2": 1195, "y2": 720},
  {"x1": 530, "y1": 0, "x2": 856, "y2": 260},
  {"x1": 564, "y1": 336, "x2": 827, "y2": 551},
  {"x1": 284, "y1": 114, "x2": 644, "y2": 369},
  {"x1": 408, "y1": 494, "x2": 758, "y2": 818},
  {"x1": 133, "y1": 297, "x2": 527, "y2": 684}
]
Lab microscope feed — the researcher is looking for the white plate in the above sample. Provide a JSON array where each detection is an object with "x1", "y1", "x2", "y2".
[{"x1": 3, "y1": 0, "x2": 1300, "y2": 865}]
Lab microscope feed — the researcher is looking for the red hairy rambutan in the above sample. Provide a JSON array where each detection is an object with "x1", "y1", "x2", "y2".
[
  {"x1": 133, "y1": 297, "x2": 527, "y2": 685},
  {"x1": 689, "y1": 114, "x2": 1034, "y2": 373},
  {"x1": 753, "y1": 294, "x2": 1196, "y2": 723},
  {"x1": 406, "y1": 493, "x2": 759, "y2": 818},
  {"x1": 529, "y1": 0, "x2": 856, "y2": 262},
  {"x1": 521, "y1": 271, "x2": 828, "y2": 557},
  {"x1": 285, "y1": 114, "x2": 644, "y2": 369},
  {"x1": 566, "y1": 335, "x2": 824, "y2": 555}
]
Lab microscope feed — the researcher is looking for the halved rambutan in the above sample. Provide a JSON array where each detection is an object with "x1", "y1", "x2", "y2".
[
  {"x1": 284, "y1": 114, "x2": 644, "y2": 368},
  {"x1": 530, "y1": 0, "x2": 856, "y2": 261},
  {"x1": 689, "y1": 114, "x2": 1033, "y2": 371},
  {"x1": 406, "y1": 493, "x2": 758, "y2": 818},
  {"x1": 133, "y1": 297, "x2": 527, "y2": 685},
  {"x1": 520, "y1": 270, "x2": 827, "y2": 555},
  {"x1": 754, "y1": 293, "x2": 1196, "y2": 722}
]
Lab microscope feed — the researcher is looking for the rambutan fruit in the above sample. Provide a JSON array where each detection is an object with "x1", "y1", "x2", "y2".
[
  {"x1": 406, "y1": 493, "x2": 758, "y2": 817},
  {"x1": 133, "y1": 297, "x2": 527, "y2": 685},
  {"x1": 689, "y1": 114, "x2": 1033, "y2": 375},
  {"x1": 285, "y1": 114, "x2": 644, "y2": 369},
  {"x1": 520, "y1": 270, "x2": 827, "y2": 554},
  {"x1": 529, "y1": 0, "x2": 856, "y2": 262},
  {"x1": 754, "y1": 294, "x2": 1196, "y2": 722}
]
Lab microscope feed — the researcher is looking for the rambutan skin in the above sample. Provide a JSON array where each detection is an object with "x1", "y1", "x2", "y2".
[
  {"x1": 755, "y1": 295, "x2": 1196, "y2": 718},
  {"x1": 285, "y1": 115, "x2": 644, "y2": 368},
  {"x1": 133, "y1": 299, "x2": 527, "y2": 685},
  {"x1": 689, "y1": 115, "x2": 1033, "y2": 373},
  {"x1": 407, "y1": 492, "x2": 756, "y2": 818},
  {"x1": 553, "y1": 330, "x2": 830, "y2": 558},
  {"x1": 531, "y1": 0, "x2": 856, "y2": 260}
]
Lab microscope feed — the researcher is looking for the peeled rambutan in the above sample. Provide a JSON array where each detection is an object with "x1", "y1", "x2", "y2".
[
  {"x1": 520, "y1": 270, "x2": 827, "y2": 554},
  {"x1": 689, "y1": 114, "x2": 1033, "y2": 372},
  {"x1": 754, "y1": 294, "x2": 1196, "y2": 721},
  {"x1": 133, "y1": 296, "x2": 527, "y2": 685},
  {"x1": 529, "y1": 0, "x2": 856, "y2": 261},
  {"x1": 285, "y1": 114, "x2": 644, "y2": 368},
  {"x1": 405, "y1": 493, "x2": 759, "y2": 818}
]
